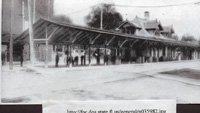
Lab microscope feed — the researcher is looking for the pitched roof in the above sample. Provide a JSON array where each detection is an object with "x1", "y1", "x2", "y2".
[
  {"x1": 131, "y1": 16, "x2": 152, "y2": 37},
  {"x1": 1, "y1": 31, "x2": 17, "y2": 44},
  {"x1": 14, "y1": 18, "x2": 200, "y2": 48},
  {"x1": 115, "y1": 20, "x2": 141, "y2": 30},
  {"x1": 131, "y1": 16, "x2": 163, "y2": 30},
  {"x1": 144, "y1": 21, "x2": 163, "y2": 30}
]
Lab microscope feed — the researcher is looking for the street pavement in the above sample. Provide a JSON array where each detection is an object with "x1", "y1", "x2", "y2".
[{"x1": 1, "y1": 60, "x2": 200, "y2": 103}]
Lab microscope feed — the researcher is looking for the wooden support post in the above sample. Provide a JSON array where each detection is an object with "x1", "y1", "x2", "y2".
[
  {"x1": 115, "y1": 48, "x2": 117, "y2": 64},
  {"x1": 84, "y1": 45, "x2": 86, "y2": 65},
  {"x1": 128, "y1": 47, "x2": 131, "y2": 64},
  {"x1": 89, "y1": 44, "x2": 91, "y2": 66},
  {"x1": 149, "y1": 47, "x2": 152, "y2": 57},
  {"x1": 155, "y1": 47, "x2": 159, "y2": 62},
  {"x1": 69, "y1": 44, "x2": 72, "y2": 68},
  {"x1": 96, "y1": 48, "x2": 100, "y2": 65},
  {"x1": 67, "y1": 45, "x2": 69, "y2": 65},
  {"x1": 170, "y1": 46, "x2": 172, "y2": 58},
  {"x1": 45, "y1": 27, "x2": 48, "y2": 68},
  {"x1": 20, "y1": 46, "x2": 24, "y2": 67},
  {"x1": 148, "y1": 46, "x2": 153, "y2": 63},
  {"x1": 198, "y1": 50, "x2": 200, "y2": 59},
  {"x1": 104, "y1": 45, "x2": 107, "y2": 65},
  {"x1": 162, "y1": 46, "x2": 165, "y2": 56},
  {"x1": 171, "y1": 46, "x2": 173, "y2": 58},
  {"x1": 165, "y1": 46, "x2": 168, "y2": 57},
  {"x1": 128, "y1": 42, "x2": 131, "y2": 64},
  {"x1": 104, "y1": 37, "x2": 107, "y2": 65},
  {"x1": 151, "y1": 47, "x2": 154, "y2": 57},
  {"x1": 89, "y1": 37, "x2": 91, "y2": 66},
  {"x1": 69, "y1": 31, "x2": 73, "y2": 68},
  {"x1": 118, "y1": 40, "x2": 121, "y2": 65}
]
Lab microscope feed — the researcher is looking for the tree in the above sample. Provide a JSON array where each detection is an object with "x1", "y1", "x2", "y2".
[
  {"x1": 181, "y1": 33, "x2": 197, "y2": 42},
  {"x1": 85, "y1": 3, "x2": 123, "y2": 30},
  {"x1": 171, "y1": 34, "x2": 179, "y2": 40},
  {"x1": 51, "y1": 15, "x2": 72, "y2": 24},
  {"x1": 199, "y1": 37, "x2": 200, "y2": 45}
]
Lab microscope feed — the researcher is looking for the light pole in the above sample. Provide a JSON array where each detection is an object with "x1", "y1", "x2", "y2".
[{"x1": 9, "y1": 0, "x2": 14, "y2": 70}]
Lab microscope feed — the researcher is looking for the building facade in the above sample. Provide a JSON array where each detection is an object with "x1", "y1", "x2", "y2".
[{"x1": 13, "y1": 11, "x2": 200, "y2": 67}]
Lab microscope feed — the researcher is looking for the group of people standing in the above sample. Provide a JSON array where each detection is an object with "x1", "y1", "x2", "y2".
[
  {"x1": 1, "y1": 50, "x2": 24, "y2": 67},
  {"x1": 55, "y1": 49, "x2": 86, "y2": 67}
]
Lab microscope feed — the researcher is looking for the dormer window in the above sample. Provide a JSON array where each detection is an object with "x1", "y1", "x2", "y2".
[{"x1": 115, "y1": 20, "x2": 141, "y2": 35}]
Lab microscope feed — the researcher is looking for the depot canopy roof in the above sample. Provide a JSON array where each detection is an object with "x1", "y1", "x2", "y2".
[{"x1": 14, "y1": 18, "x2": 200, "y2": 48}]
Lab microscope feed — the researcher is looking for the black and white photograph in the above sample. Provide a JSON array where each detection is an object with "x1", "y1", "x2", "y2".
[{"x1": 1, "y1": 0, "x2": 200, "y2": 104}]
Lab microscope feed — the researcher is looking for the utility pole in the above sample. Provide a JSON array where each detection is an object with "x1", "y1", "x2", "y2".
[
  {"x1": 48, "y1": 0, "x2": 50, "y2": 19},
  {"x1": 33, "y1": 0, "x2": 36, "y2": 23},
  {"x1": 100, "y1": 3, "x2": 103, "y2": 29},
  {"x1": 28, "y1": 0, "x2": 35, "y2": 68},
  {"x1": 9, "y1": 0, "x2": 14, "y2": 70},
  {"x1": 22, "y1": 1, "x2": 25, "y2": 31},
  {"x1": 44, "y1": 0, "x2": 50, "y2": 68}
]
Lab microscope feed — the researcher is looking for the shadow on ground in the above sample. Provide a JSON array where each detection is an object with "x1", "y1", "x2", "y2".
[
  {"x1": 160, "y1": 68, "x2": 200, "y2": 80},
  {"x1": 2, "y1": 97, "x2": 31, "y2": 103}
]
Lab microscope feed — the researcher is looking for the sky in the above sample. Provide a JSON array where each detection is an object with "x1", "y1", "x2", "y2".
[{"x1": 54, "y1": 0, "x2": 200, "y2": 39}]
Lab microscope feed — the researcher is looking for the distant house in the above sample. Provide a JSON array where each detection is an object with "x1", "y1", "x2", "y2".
[{"x1": 116, "y1": 11, "x2": 176, "y2": 40}]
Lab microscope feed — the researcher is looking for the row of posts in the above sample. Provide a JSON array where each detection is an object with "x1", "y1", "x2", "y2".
[
  {"x1": 4, "y1": 42, "x2": 198, "y2": 68},
  {"x1": 52, "y1": 44, "x2": 200, "y2": 68}
]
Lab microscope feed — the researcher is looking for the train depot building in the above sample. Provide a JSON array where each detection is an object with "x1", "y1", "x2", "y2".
[{"x1": 14, "y1": 12, "x2": 200, "y2": 67}]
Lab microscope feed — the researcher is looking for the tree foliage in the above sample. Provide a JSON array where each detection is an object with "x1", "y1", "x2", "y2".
[
  {"x1": 181, "y1": 33, "x2": 197, "y2": 42},
  {"x1": 199, "y1": 37, "x2": 200, "y2": 45},
  {"x1": 51, "y1": 15, "x2": 72, "y2": 24},
  {"x1": 85, "y1": 3, "x2": 123, "y2": 30}
]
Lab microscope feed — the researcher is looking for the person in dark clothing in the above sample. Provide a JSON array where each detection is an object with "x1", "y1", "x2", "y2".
[
  {"x1": 20, "y1": 53, "x2": 23, "y2": 67},
  {"x1": 80, "y1": 50, "x2": 85, "y2": 65},
  {"x1": 74, "y1": 56, "x2": 78, "y2": 65},
  {"x1": 1, "y1": 51, "x2": 5, "y2": 65},
  {"x1": 55, "y1": 52, "x2": 59, "y2": 67},
  {"x1": 65, "y1": 50, "x2": 69, "y2": 65}
]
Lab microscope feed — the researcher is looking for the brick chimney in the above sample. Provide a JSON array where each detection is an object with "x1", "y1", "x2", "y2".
[{"x1": 144, "y1": 11, "x2": 150, "y2": 20}]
